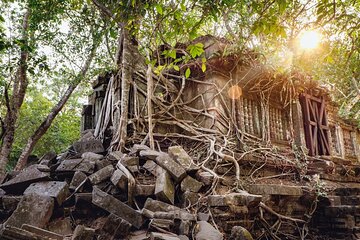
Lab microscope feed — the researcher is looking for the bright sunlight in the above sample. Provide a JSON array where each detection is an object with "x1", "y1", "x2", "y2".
[{"x1": 299, "y1": 30, "x2": 322, "y2": 50}]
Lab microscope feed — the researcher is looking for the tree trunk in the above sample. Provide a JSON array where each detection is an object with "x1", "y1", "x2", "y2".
[
  {"x1": 14, "y1": 35, "x2": 100, "y2": 171},
  {"x1": 113, "y1": 29, "x2": 133, "y2": 151},
  {"x1": 0, "y1": 9, "x2": 30, "y2": 179}
]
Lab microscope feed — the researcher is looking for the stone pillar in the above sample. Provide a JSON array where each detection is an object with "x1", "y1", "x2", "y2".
[{"x1": 291, "y1": 99, "x2": 306, "y2": 150}]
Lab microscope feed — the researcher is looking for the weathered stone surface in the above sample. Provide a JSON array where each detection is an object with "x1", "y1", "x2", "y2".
[
  {"x1": 155, "y1": 153, "x2": 187, "y2": 182},
  {"x1": 70, "y1": 171, "x2": 87, "y2": 190},
  {"x1": 151, "y1": 218, "x2": 174, "y2": 230},
  {"x1": 229, "y1": 226, "x2": 254, "y2": 240},
  {"x1": 71, "y1": 225, "x2": 95, "y2": 240},
  {"x1": 5, "y1": 194, "x2": 54, "y2": 228},
  {"x1": 0, "y1": 226, "x2": 60, "y2": 240},
  {"x1": 101, "y1": 214, "x2": 131, "y2": 239},
  {"x1": 153, "y1": 211, "x2": 196, "y2": 221},
  {"x1": 107, "y1": 151, "x2": 124, "y2": 161},
  {"x1": 95, "y1": 159, "x2": 112, "y2": 170},
  {"x1": 197, "y1": 213, "x2": 209, "y2": 221},
  {"x1": 168, "y1": 146, "x2": 198, "y2": 171},
  {"x1": 181, "y1": 176, "x2": 203, "y2": 193},
  {"x1": 150, "y1": 232, "x2": 181, "y2": 240},
  {"x1": 48, "y1": 218, "x2": 73, "y2": 235},
  {"x1": 195, "y1": 171, "x2": 213, "y2": 185},
  {"x1": 144, "y1": 198, "x2": 180, "y2": 212},
  {"x1": 22, "y1": 224, "x2": 63, "y2": 240},
  {"x1": 140, "y1": 150, "x2": 163, "y2": 160},
  {"x1": 24, "y1": 181, "x2": 69, "y2": 205},
  {"x1": 73, "y1": 139, "x2": 104, "y2": 154},
  {"x1": 121, "y1": 156, "x2": 139, "y2": 167},
  {"x1": 2, "y1": 196, "x2": 22, "y2": 213},
  {"x1": 130, "y1": 144, "x2": 150, "y2": 155},
  {"x1": 248, "y1": 184, "x2": 303, "y2": 196},
  {"x1": 92, "y1": 187, "x2": 144, "y2": 228},
  {"x1": 195, "y1": 221, "x2": 223, "y2": 240},
  {"x1": 88, "y1": 165, "x2": 114, "y2": 185},
  {"x1": 38, "y1": 152, "x2": 57, "y2": 166},
  {"x1": 81, "y1": 152, "x2": 103, "y2": 161},
  {"x1": 0, "y1": 165, "x2": 50, "y2": 194},
  {"x1": 181, "y1": 191, "x2": 199, "y2": 208},
  {"x1": 155, "y1": 169, "x2": 175, "y2": 204},
  {"x1": 55, "y1": 159, "x2": 94, "y2": 174},
  {"x1": 111, "y1": 169, "x2": 128, "y2": 190},
  {"x1": 135, "y1": 184, "x2": 155, "y2": 196},
  {"x1": 143, "y1": 160, "x2": 158, "y2": 175},
  {"x1": 178, "y1": 220, "x2": 191, "y2": 235},
  {"x1": 208, "y1": 191, "x2": 262, "y2": 207}
]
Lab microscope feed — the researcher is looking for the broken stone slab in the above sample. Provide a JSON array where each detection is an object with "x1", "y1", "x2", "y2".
[
  {"x1": 229, "y1": 226, "x2": 254, "y2": 240},
  {"x1": 47, "y1": 218, "x2": 73, "y2": 236},
  {"x1": 195, "y1": 221, "x2": 223, "y2": 240},
  {"x1": 178, "y1": 220, "x2": 191, "y2": 236},
  {"x1": 4, "y1": 194, "x2": 54, "y2": 229},
  {"x1": 121, "y1": 156, "x2": 139, "y2": 167},
  {"x1": 248, "y1": 184, "x2": 303, "y2": 196},
  {"x1": 197, "y1": 213, "x2": 210, "y2": 221},
  {"x1": 22, "y1": 224, "x2": 63, "y2": 240},
  {"x1": 151, "y1": 218, "x2": 174, "y2": 230},
  {"x1": 107, "y1": 151, "x2": 124, "y2": 161},
  {"x1": 153, "y1": 211, "x2": 196, "y2": 221},
  {"x1": 181, "y1": 176, "x2": 203, "y2": 193},
  {"x1": 81, "y1": 152, "x2": 103, "y2": 161},
  {"x1": 92, "y1": 187, "x2": 144, "y2": 229},
  {"x1": 155, "y1": 168, "x2": 175, "y2": 204},
  {"x1": 88, "y1": 165, "x2": 114, "y2": 185},
  {"x1": 0, "y1": 165, "x2": 50, "y2": 194},
  {"x1": 111, "y1": 169, "x2": 128, "y2": 191},
  {"x1": 168, "y1": 146, "x2": 198, "y2": 172},
  {"x1": 140, "y1": 150, "x2": 163, "y2": 160},
  {"x1": 150, "y1": 232, "x2": 181, "y2": 240},
  {"x1": 207, "y1": 191, "x2": 262, "y2": 207},
  {"x1": 70, "y1": 171, "x2": 88, "y2": 191},
  {"x1": 100, "y1": 214, "x2": 131, "y2": 240},
  {"x1": 155, "y1": 153, "x2": 187, "y2": 182},
  {"x1": 71, "y1": 225, "x2": 95, "y2": 240},
  {"x1": 38, "y1": 152, "x2": 57, "y2": 166},
  {"x1": 72, "y1": 139, "x2": 104, "y2": 155},
  {"x1": 55, "y1": 158, "x2": 94, "y2": 174},
  {"x1": 24, "y1": 181, "x2": 70, "y2": 206},
  {"x1": 135, "y1": 184, "x2": 155, "y2": 197}
]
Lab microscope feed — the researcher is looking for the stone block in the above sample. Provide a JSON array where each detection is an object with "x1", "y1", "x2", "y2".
[
  {"x1": 108, "y1": 151, "x2": 124, "y2": 161},
  {"x1": 4, "y1": 194, "x2": 54, "y2": 228},
  {"x1": 92, "y1": 187, "x2": 144, "y2": 229},
  {"x1": 72, "y1": 139, "x2": 104, "y2": 154},
  {"x1": 2, "y1": 196, "x2": 22, "y2": 213},
  {"x1": 81, "y1": 152, "x2": 103, "y2": 161},
  {"x1": 181, "y1": 176, "x2": 203, "y2": 193},
  {"x1": 121, "y1": 156, "x2": 139, "y2": 167},
  {"x1": 71, "y1": 225, "x2": 95, "y2": 240},
  {"x1": 229, "y1": 226, "x2": 254, "y2": 240},
  {"x1": 178, "y1": 220, "x2": 191, "y2": 236},
  {"x1": 195, "y1": 221, "x2": 223, "y2": 240},
  {"x1": 143, "y1": 160, "x2": 158, "y2": 175},
  {"x1": 47, "y1": 218, "x2": 73, "y2": 236},
  {"x1": 135, "y1": 184, "x2": 155, "y2": 196},
  {"x1": 248, "y1": 184, "x2": 303, "y2": 196},
  {"x1": 21, "y1": 224, "x2": 63, "y2": 240},
  {"x1": 88, "y1": 165, "x2": 114, "y2": 185},
  {"x1": 150, "y1": 232, "x2": 181, "y2": 240},
  {"x1": 101, "y1": 214, "x2": 131, "y2": 239},
  {"x1": 0, "y1": 165, "x2": 50, "y2": 194},
  {"x1": 155, "y1": 153, "x2": 187, "y2": 182},
  {"x1": 130, "y1": 144, "x2": 150, "y2": 155},
  {"x1": 111, "y1": 169, "x2": 128, "y2": 190},
  {"x1": 197, "y1": 213, "x2": 209, "y2": 221},
  {"x1": 144, "y1": 198, "x2": 180, "y2": 212},
  {"x1": 195, "y1": 171, "x2": 213, "y2": 185},
  {"x1": 56, "y1": 159, "x2": 95, "y2": 174},
  {"x1": 95, "y1": 159, "x2": 112, "y2": 170},
  {"x1": 168, "y1": 146, "x2": 198, "y2": 172},
  {"x1": 70, "y1": 171, "x2": 87, "y2": 191},
  {"x1": 24, "y1": 181, "x2": 69, "y2": 206},
  {"x1": 151, "y1": 218, "x2": 174, "y2": 230},
  {"x1": 140, "y1": 150, "x2": 163, "y2": 160},
  {"x1": 155, "y1": 169, "x2": 175, "y2": 204},
  {"x1": 181, "y1": 191, "x2": 199, "y2": 208}
]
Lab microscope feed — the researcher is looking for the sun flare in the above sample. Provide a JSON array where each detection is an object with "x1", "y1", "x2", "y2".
[{"x1": 299, "y1": 30, "x2": 321, "y2": 50}]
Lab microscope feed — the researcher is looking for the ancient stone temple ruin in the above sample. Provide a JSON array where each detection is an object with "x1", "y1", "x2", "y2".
[{"x1": 0, "y1": 35, "x2": 359, "y2": 239}]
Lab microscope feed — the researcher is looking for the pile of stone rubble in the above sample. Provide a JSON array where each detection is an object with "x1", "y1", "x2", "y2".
[{"x1": 0, "y1": 132, "x2": 259, "y2": 240}]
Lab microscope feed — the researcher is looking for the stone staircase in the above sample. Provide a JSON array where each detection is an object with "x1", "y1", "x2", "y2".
[{"x1": 311, "y1": 186, "x2": 360, "y2": 239}]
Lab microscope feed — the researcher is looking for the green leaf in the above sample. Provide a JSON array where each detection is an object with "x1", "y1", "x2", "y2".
[
  {"x1": 201, "y1": 63, "x2": 206, "y2": 72},
  {"x1": 169, "y1": 49, "x2": 177, "y2": 59},
  {"x1": 185, "y1": 68, "x2": 191, "y2": 78},
  {"x1": 187, "y1": 43, "x2": 204, "y2": 58},
  {"x1": 180, "y1": 3, "x2": 186, "y2": 11},
  {"x1": 174, "y1": 65, "x2": 180, "y2": 71},
  {"x1": 156, "y1": 4, "x2": 163, "y2": 15}
]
